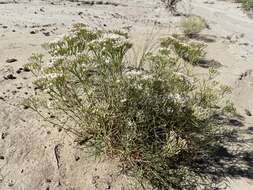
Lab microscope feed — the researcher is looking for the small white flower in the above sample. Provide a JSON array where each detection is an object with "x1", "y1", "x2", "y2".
[
  {"x1": 121, "y1": 98, "x2": 127, "y2": 103},
  {"x1": 127, "y1": 70, "x2": 142, "y2": 76},
  {"x1": 46, "y1": 73, "x2": 62, "y2": 79}
]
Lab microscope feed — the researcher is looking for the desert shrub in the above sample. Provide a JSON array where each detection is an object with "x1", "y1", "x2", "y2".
[
  {"x1": 161, "y1": 36, "x2": 206, "y2": 65},
  {"x1": 24, "y1": 24, "x2": 235, "y2": 190},
  {"x1": 238, "y1": 0, "x2": 253, "y2": 10},
  {"x1": 180, "y1": 16, "x2": 207, "y2": 37}
]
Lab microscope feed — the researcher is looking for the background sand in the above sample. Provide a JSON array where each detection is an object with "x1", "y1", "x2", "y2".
[{"x1": 0, "y1": 0, "x2": 252, "y2": 189}]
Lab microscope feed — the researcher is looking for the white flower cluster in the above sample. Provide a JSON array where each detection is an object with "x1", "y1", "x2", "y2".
[
  {"x1": 45, "y1": 73, "x2": 63, "y2": 79},
  {"x1": 192, "y1": 105, "x2": 210, "y2": 120},
  {"x1": 175, "y1": 72, "x2": 194, "y2": 85},
  {"x1": 89, "y1": 32, "x2": 127, "y2": 49}
]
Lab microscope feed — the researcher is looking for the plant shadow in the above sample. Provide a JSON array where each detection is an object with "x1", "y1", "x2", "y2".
[
  {"x1": 198, "y1": 58, "x2": 223, "y2": 68},
  {"x1": 186, "y1": 116, "x2": 253, "y2": 189},
  {"x1": 195, "y1": 34, "x2": 216, "y2": 43}
]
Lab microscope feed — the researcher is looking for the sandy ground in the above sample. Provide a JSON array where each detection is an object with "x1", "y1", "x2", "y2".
[{"x1": 0, "y1": 0, "x2": 252, "y2": 189}]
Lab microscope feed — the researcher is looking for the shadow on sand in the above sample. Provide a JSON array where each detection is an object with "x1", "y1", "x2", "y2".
[{"x1": 186, "y1": 116, "x2": 253, "y2": 189}]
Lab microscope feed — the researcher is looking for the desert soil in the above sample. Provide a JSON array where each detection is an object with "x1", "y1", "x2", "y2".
[{"x1": 0, "y1": 0, "x2": 252, "y2": 189}]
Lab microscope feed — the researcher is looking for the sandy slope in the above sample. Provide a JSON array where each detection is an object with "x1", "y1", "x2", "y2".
[{"x1": 0, "y1": 0, "x2": 252, "y2": 189}]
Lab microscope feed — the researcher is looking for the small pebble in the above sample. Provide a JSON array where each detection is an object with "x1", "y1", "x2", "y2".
[
  {"x1": 23, "y1": 105, "x2": 29, "y2": 110},
  {"x1": 46, "y1": 179, "x2": 52, "y2": 183},
  {"x1": 43, "y1": 32, "x2": 50, "y2": 36},
  {"x1": 23, "y1": 67, "x2": 31, "y2": 72},
  {"x1": 30, "y1": 30, "x2": 36, "y2": 34},
  {"x1": 4, "y1": 74, "x2": 16, "y2": 80},
  {"x1": 245, "y1": 109, "x2": 252, "y2": 116},
  {"x1": 16, "y1": 70, "x2": 22, "y2": 74},
  {"x1": 1, "y1": 132, "x2": 8, "y2": 139},
  {"x1": 75, "y1": 155, "x2": 80, "y2": 161}
]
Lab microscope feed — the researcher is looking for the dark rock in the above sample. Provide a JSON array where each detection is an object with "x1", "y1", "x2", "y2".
[
  {"x1": 30, "y1": 30, "x2": 37, "y2": 34},
  {"x1": 1, "y1": 132, "x2": 8, "y2": 139},
  {"x1": 239, "y1": 42, "x2": 249, "y2": 46},
  {"x1": 6, "y1": 58, "x2": 18, "y2": 63},
  {"x1": 16, "y1": 69, "x2": 22, "y2": 74},
  {"x1": 106, "y1": 184, "x2": 111, "y2": 189},
  {"x1": 75, "y1": 155, "x2": 80, "y2": 161},
  {"x1": 12, "y1": 90, "x2": 18, "y2": 95},
  {"x1": 245, "y1": 109, "x2": 252, "y2": 116},
  {"x1": 239, "y1": 70, "x2": 252, "y2": 80},
  {"x1": 0, "y1": 155, "x2": 4, "y2": 160},
  {"x1": 23, "y1": 105, "x2": 29, "y2": 110},
  {"x1": 43, "y1": 32, "x2": 50, "y2": 36},
  {"x1": 23, "y1": 67, "x2": 31, "y2": 72},
  {"x1": 4, "y1": 74, "x2": 16, "y2": 80},
  {"x1": 49, "y1": 115, "x2": 55, "y2": 119}
]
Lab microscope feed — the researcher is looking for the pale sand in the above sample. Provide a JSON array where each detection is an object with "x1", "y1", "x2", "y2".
[{"x1": 0, "y1": 0, "x2": 252, "y2": 189}]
